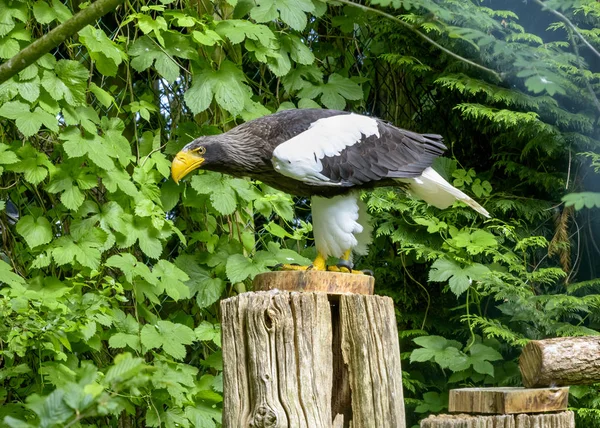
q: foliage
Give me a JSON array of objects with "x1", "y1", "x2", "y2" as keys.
[{"x1": 0, "y1": 0, "x2": 600, "y2": 426}]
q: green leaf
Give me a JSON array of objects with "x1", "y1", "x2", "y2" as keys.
[
  {"x1": 413, "y1": 335, "x2": 449, "y2": 351},
  {"x1": 283, "y1": 34, "x2": 314, "y2": 65},
  {"x1": 0, "y1": 143, "x2": 18, "y2": 165},
  {"x1": 51, "y1": 0, "x2": 72, "y2": 22},
  {"x1": 26, "y1": 390, "x2": 73, "y2": 427},
  {"x1": 415, "y1": 391, "x2": 447, "y2": 413},
  {"x1": 0, "y1": 259, "x2": 25, "y2": 286},
  {"x1": 429, "y1": 259, "x2": 490, "y2": 297},
  {"x1": 192, "y1": 29, "x2": 223, "y2": 46},
  {"x1": 104, "y1": 353, "x2": 146, "y2": 385},
  {"x1": 153, "y1": 259, "x2": 191, "y2": 301},
  {"x1": 562, "y1": 192, "x2": 600, "y2": 210},
  {"x1": 33, "y1": 1, "x2": 58, "y2": 24},
  {"x1": 250, "y1": 0, "x2": 314, "y2": 31},
  {"x1": 60, "y1": 128, "x2": 115, "y2": 171},
  {"x1": 409, "y1": 348, "x2": 436, "y2": 363},
  {"x1": 79, "y1": 25, "x2": 126, "y2": 77},
  {"x1": 195, "y1": 321, "x2": 221, "y2": 347},
  {"x1": 109, "y1": 332, "x2": 141, "y2": 351},
  {"x1": 16, "y1": 215, "x2": 53, "y2": 249},
  {"x1": 17, "y1": 76, "x2": 41, "y2": 103},
  {"x1": 298, "y1": 73, "x2": 362, "y2": 110},
  {"x1": 215, "y1": 19, "x2": 275, "y2": 45},
  {"x1": 0, "y1": 101, "x2": 58, "y2": 137},
  {"x1": 41, "y1": 60, "x2": 88, "y2": 106},
  {"x1": 226, "y1": 254, "x2": 267, "y2": 283},
  {"x1": 451, "y1": 229, "x2": 497, "y2": 255},
  {"x1": 184, "y1": 61, "x2": 251, "y2": 115},
  {"x1": 140, "y1": 321, "x2": 195, "y2": 360},
  {"x1": 0, "y1": 37, "x2": 20, "y2": 59},
  {"x1": 190, "y1": 173, "x2": 238, "y2": 215},
  {"x1": 129, "y1": 35, "x2": 182, "y2": 83},
  {"x1": 174, "y1": 254, "x2": 225, "y2": 308},
  {"x1": 89, "y1": 82, "x2": 113, "y2": 107}
]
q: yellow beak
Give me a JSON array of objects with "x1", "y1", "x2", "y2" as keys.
[{"x1": 171, "y1": 150, "x2": 205, "y2": 184}]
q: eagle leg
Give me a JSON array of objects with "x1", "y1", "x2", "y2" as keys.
[{"x1": 327, "y1": 250, "x2": 367, "y2": 275}]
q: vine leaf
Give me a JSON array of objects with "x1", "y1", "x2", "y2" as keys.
[
  {"x1": 429, "y1": 258, "x2": 490, "y2": 296},
  {"x1": 250, "y1": 0, "x2": 314, "y2": 31},
  {"x1": 16, "y1": 215, "x2": 53, "y2": 249},
  {"x1": 140, "y1": 321, "x2": 195, "y2": 360}
]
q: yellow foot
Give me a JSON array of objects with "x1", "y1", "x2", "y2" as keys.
[
  {"x1": 275, "y1": 253, "x2": 373, "y2": 276},
  {"x1": 276, "y1": 253, "x2": 327, "y2": 272},
  {"x1": 326, "y1": 265, "x2": 367, "y2": 275}
]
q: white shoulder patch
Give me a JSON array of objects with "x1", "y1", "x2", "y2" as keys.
[{"x1": 271, "y1": 113, "x2": 380, "y2": 184}]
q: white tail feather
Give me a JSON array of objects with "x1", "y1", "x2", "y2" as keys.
[{"x1": 399, "y1": 167, "x2": 490, "y2": 218}]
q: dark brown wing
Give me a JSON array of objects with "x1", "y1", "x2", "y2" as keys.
[{"x1": 319, "y1": 120, "x2": 446, "y2": 186}]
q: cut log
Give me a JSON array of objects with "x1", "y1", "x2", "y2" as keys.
[
  {"x1": 221, "y1": 273, "x2": 404, "y2": 428},
  {"x1": 519, "y1": 336, "x2": 600, "y2": 387},
  {"x1": 448, "y1": 387, "x2": 568, "y2": 414},
  {"x1": 253, "y1": 271, "x2": 374, "y2": 295},
  {"x1": 421, "y1": 411, "x2": 575, "y2": 428}
]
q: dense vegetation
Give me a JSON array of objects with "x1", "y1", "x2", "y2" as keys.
[{"x1": 0, "y1": 0, "x2": 599, "y2": 426}]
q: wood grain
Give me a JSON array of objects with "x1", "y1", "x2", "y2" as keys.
[
  {"x1": 520, "y1": 336, "x2": 600, "y2": 387},
  {"x1": 448, "y1": 387, "x2": 568, "y2": 414},
  {"x1": 421, "y1": 411, "x2": 575, "y2": 428},
  {"x1": 253, "y1": 271, "x2": 374, "y2": 295},
  {"x1": 221, "y1": 291, "x2": 332, "y2": 428},
  {"x1": 221, "y1": 290, "x2": 405, "y2": 428},
  {"x1": 338, "y1": 294, "x2": 405, "y2": 428}
]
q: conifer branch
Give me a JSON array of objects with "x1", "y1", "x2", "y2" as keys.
[
  {"x1": 0, "y1": 0, "x2": 125, "y2": 84},
  {"x1": 333, "y1": 0, "x2": 501, "y2": 80},
  {"x1": 533, "y1": 0, "x2": 600, "y2": 61}
]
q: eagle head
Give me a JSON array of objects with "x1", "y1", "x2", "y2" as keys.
[{"x1": 171, "y1": 136, "x2": 229, "y2": 183}]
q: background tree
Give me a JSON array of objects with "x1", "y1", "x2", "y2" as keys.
[{"x1": 0, "y1": 0, "x2": 600, "y2": 427}]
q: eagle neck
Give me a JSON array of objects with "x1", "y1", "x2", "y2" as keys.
[{"x1": 221, "y1": 128, "x2": 273, "y2": 175}]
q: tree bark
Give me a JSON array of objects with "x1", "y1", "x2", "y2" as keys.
[
  {"x1": 0, "y1": 0, "x2": 125, "y2": 84},
  {"x1": 421, "y1": 411, "x2": 575, "y2": 428},
  {"x1": 221, "y1": 276, "x2": 404, "y2": 428},
  {"x1": 519, "y1": 336, "x2": 600, "y2": 387}
]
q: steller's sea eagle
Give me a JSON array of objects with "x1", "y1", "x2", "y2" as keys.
[{"x1": 171, "y1": 109, "x2": 489, "y2": 274}]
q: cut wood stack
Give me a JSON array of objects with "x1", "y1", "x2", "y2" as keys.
[
  {"x1": 421, "y1": 387, "x2": 574, "y2": 427},
  {"x1": 420, "y1": 335, "x2": 600, "y2": 427}
]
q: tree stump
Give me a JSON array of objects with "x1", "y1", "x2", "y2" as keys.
[
  {"x1": 220, "y1": 271, "x2": 404, "y2": 428},
  {"x1": 520, "y1": 336, "x2": 600, "y2": 387},
  {"x1": 420, "y1": 411, "x2": 575, "y2": 428}
]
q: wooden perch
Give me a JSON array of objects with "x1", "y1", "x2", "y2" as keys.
[
  {"x1": 448, "y1": 387, "x2": 568, "y2": 414},
  {"x1": 253, "y1": 270, "x2": 374, "y2": 295},
  {"x1": 520, "y1": 336, "x2": 600, "y2": 387},
  {"x1": 220, "y1": 272, "x2": 404, "y2": 428},
  {"x1": 421, "y1": 412, "x2": 575, "y2": 428}
]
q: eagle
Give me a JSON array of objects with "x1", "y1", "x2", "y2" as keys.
[{"x1": 171, "y1": 109, "x2": 489, "y2": 274}]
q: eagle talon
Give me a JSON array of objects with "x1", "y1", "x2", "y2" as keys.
[
  {"x1": 335, "y1": 259, "x2": 354, "y2": 273},
  {"x1": 361, "y1": 269, "x2": 374, "y2": 276}
]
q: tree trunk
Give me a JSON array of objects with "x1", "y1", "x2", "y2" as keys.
[
  {"x1": 421, "y1": 412, "x2": 575, "y2": 428},
  {"x1": 221, "y1": 272, "x2": 404, "y2": 428},
  {"x1": 519, "y1": 336, "x2": 600, "y2": 387}
]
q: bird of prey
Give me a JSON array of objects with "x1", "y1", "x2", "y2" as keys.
[{"x1": 171, "y1": 109, "x2": 489, "y2": 274}]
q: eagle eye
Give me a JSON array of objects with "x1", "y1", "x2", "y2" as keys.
[{"x1": 192, "y1": 146, "x2": 206, "y2": 155}]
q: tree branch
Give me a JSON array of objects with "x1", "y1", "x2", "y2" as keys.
[
  {"x1": 533, "y1": 0, "x2": 600, "y2": 61},
  {"x1": 0, "y1": 0, "x2": 125, "y2": 85},
  {"x1": 332, "y1": 0, "x2": 501, "y2": 80}
]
